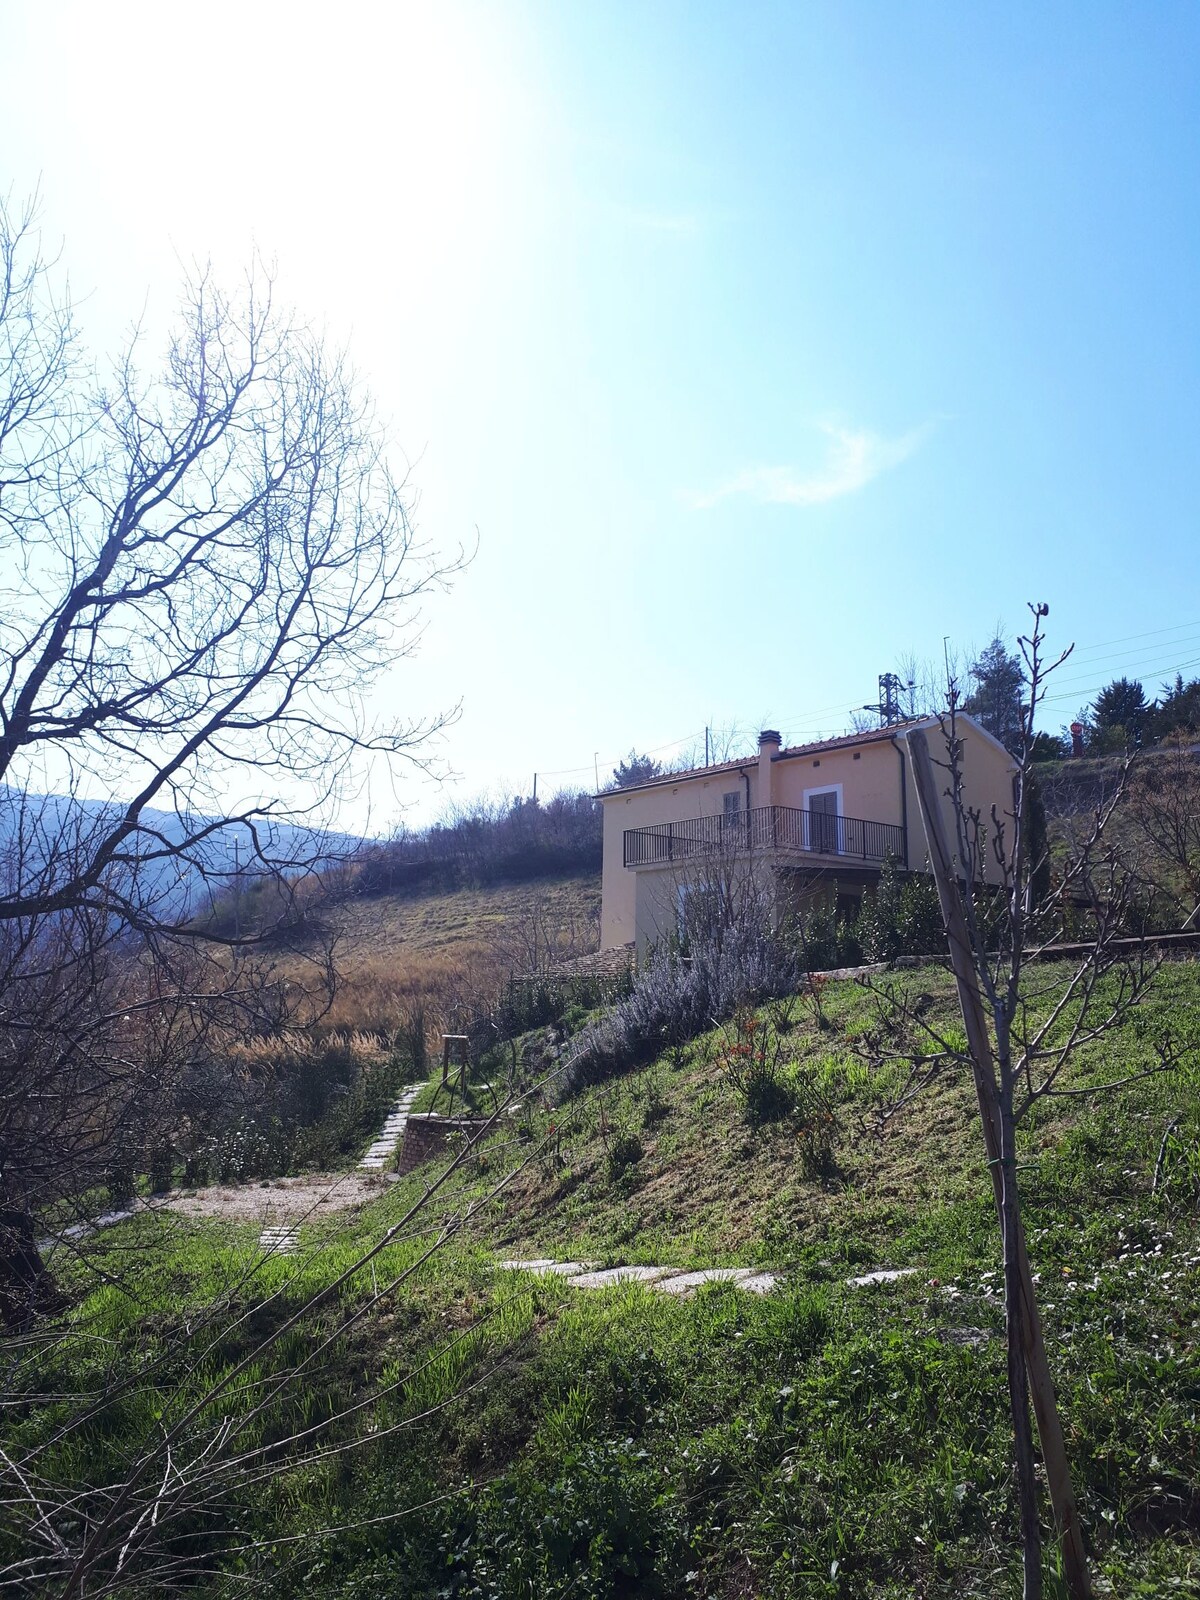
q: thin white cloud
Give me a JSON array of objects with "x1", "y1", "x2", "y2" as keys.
[{"x1": 689, "y1": 421, "x2": 933, "y2": 511}]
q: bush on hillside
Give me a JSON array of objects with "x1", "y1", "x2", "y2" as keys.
[
  {"x1": 797, "y1": 905, "x2": 862, "y2": 971},
  {"x1": 563, "y1": 878, "x2": 798, "y2": 1095},
  {"x1": 355, "y1": 791, "x2": 602, "y2": 899},
  {"x1": 716, "y1": 1008, "x2": 795, "y2": 1126},
  {"x1": 496, "y1": 971, "x2": 632, "y2": 1041},
  {"x1": 174, "y1": 1030, "x2": 409, "y2": 1183},
  {"x1": 794, "y1": 860, "x2": 945, "y2": 972},
  {"x1": 853, "y1": 855, "x2": 943, "y2": 963}
]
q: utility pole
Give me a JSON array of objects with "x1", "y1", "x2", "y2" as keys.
[{"x1": 532, "y1": 772, "x2": 537, "y2": 803}]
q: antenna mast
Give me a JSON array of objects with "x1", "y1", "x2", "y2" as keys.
[{"x1": 862, "y1": 672, "x2": 913, "y2": 727}]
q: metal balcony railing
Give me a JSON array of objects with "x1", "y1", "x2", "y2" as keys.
[{"x1": 622, "y1": 805, "x2": 904, "y2": 869}]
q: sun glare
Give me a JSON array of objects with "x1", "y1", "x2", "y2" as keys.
[{"x1": 40, "y1": 1, "x2": 525, "y2": 347}]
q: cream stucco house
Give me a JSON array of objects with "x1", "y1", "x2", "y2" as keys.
[{"x1": 599, "y1": 716, "x2": 1018, "y2": 954}]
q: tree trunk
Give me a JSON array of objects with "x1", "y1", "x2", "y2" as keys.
[
  {"x1": 0, "y1": 1206, "x2": 53, "y2": 1330},
  {"x1": 999, "y1": 1091, "x2": 1043, "y2": 1599},
  {"x1": 907, "y1": 728, "x2": 1092, "y2": 1599}
]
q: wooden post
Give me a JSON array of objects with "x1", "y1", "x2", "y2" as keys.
[
  {"x1": 441, "y1": 1034, "x2": 470, "y2": 1096},
  {"x1": 907, "y1": 729, "x2": 1092, "y2": 1600}
]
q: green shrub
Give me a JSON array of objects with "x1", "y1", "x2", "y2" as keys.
[
  {"x1": 790, "y1": 1064, "x2": 840, "y2": 1176},
  {"x1": 718, "y1": 1009, "x2": 795, "y2": 1127},
  {"x1": 798, "y1": 905, "x2": 862, "y2": 970},
  {"x1": 147, "y1": 1147, "x2": 175, "y2": 1194},
  {"x1": 854, "y1": 854, "x2": 943, "y2": 962},
  {"x1": 177, "y1": 1030, "x2": 410, "y2": 1182},
  {"x1": 439, "y1": 1439, "x2": 687, "y2": 1597},
  {"x1": 606, "y1": 1130, "x2": 643, "y2": 1179},
  {"x1": 104, "y1": 1163, "x2": 135, "y2": 1206}
]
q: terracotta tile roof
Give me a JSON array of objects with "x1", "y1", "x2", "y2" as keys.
[
  {"x1": 775, "y1": 724, "x2": 916, "y2": 759},
  {"x1": 598, "y1": 721, "x2": 925, "y2": 798},
  {"x1": 598, "y1": 754, "x2": 752, "y2": 796}
]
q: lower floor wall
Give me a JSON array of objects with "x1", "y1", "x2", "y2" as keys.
[{"x1": 630, "y1": 856, "x2": 887, "y2": 960}]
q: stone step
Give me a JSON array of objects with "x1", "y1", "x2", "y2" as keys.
[
  {"x1": 498, "y1": 1259, "x2": 597, "y2": 1276},
  {"x1": 356, "y1": 1084, "x2": 427, "y2": 1172},
  {"x1": 654, "y1": 1267, "x2": 762, "y2": 1295},
  {"x1": 259, "y1": 1225, "x2": 298, "y2": 1255}
]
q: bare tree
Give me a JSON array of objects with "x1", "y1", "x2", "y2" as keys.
[
  {"x1": 670, "y1": 721, "x2": 755, "y2": 771},
  {"x1": 0, "y1": 197, "x2": 459, "y2": 936},
  {"x1": 895, "y1": 644, "x2": 968, "y2": 719},
  {"x1": 854, "y1": 606, "x2": 1189, "y2": 1599},
  {"x1": 0, "y1": 196, "x2": 459, "y2": 1305},
  {"x1": 493, "y1": 892, "x2": 600, "y2": 979}
]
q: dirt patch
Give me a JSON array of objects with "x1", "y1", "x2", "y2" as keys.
[{"x1": 167, "y1": 1170, "x2": 391, "y2": 1225}]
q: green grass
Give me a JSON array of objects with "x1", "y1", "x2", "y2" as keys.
[{"x1": 8, "y1": 959, "x2": 1200, "y2": 1597}]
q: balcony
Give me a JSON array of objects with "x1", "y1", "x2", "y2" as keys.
[{"x1": 622, "y1": 805, "x2": 905, "y2": 870}]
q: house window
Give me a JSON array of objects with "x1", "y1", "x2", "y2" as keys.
[{"x1": 723, "y1": 791, "x2": 742, "y2": 819}]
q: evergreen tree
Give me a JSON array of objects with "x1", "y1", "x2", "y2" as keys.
[
  {"x1": 963, "y1": 636, "x2": 1026, "y2": 753},
  {"x1": 1153, "y1": 674, "x2": 1200, "y2": 739},
  {"x1": 610, "y1": 750, "x2": 663, "y2": 789},
  {"x1": 1030, "y1": 730, "x2": 1067, "y2": 762},
  {"x1": 1092, "y1": 677, "x2": 1151, "y2": 746}
]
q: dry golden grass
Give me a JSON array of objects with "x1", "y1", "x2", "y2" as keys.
[
  {"x1": 278, "y1": 873, "x2": 601, "y2": 1038},
  {"x1": 227, "y1": 1029, "x2": 389, "y2": 1070}
]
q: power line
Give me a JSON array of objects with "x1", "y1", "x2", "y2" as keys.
[
  {"x1": 529, "y1": 616, "x2": 1200, "y2": 790},
  {"x1": 1038, "y1": 650, "x2": 1200, "y2": 705},
  {"x1": 1058, "y1": 617, "x2": 1200, "y2": 660},
  {"x1": 1040, "y1": 636, "x2": 1200, "y2": 684}
]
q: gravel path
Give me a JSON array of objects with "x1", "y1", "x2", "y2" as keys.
[{"x1": 166, "y1": 1082, "x2": 427, "y2": 1253}]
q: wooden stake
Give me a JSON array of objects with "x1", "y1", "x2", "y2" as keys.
[{"x1": 907, "y1": 729, "x2": 1092, "y2": 1599}]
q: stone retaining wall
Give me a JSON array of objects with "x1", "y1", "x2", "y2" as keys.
[{"x1": 397, "y1": 1113, "x2": 492, "y2": 1176}]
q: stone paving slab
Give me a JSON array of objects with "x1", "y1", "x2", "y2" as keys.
[
  {"x1": 845, "y1": 1267, "x2": 916, "y2": 1288},
  {"x1": 567, "y1": 1265, "x2": 679, "y2": 1289},
  {"x1": 499, "y1": 1259, "x2": 597, "y2": 1276},
  {"x1": 737, "y1": 1272, "x2": 782, "y2": 1294},
  {"x1": 654, "y1": 1267, "x2": 761, "y2": 1295},
  {"x1": 492, "y1": 1259, "x2": 917, "y2": 1298},
  {"x1": 494, "y1": 1259, "x2": 780, "y2": 1295},
  {"x1": 259, "y1": 1224, "x2": 299, "y2": 1255}
]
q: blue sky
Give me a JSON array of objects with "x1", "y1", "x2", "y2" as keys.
[{"x1": 2, "y1": 1, "x2": 1199, "y2": 827}]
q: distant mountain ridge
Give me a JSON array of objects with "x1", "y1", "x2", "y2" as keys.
[{"x1": 0, "y1": 788, "x2": 365, "y2": 917}]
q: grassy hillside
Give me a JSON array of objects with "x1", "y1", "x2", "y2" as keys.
[
  {"x1": 285, "y1": 871, "x2": 601, "y2": 1034},
  {"x1": 16, "y1": 958, "x2": 1200, "y2": 1598}
]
